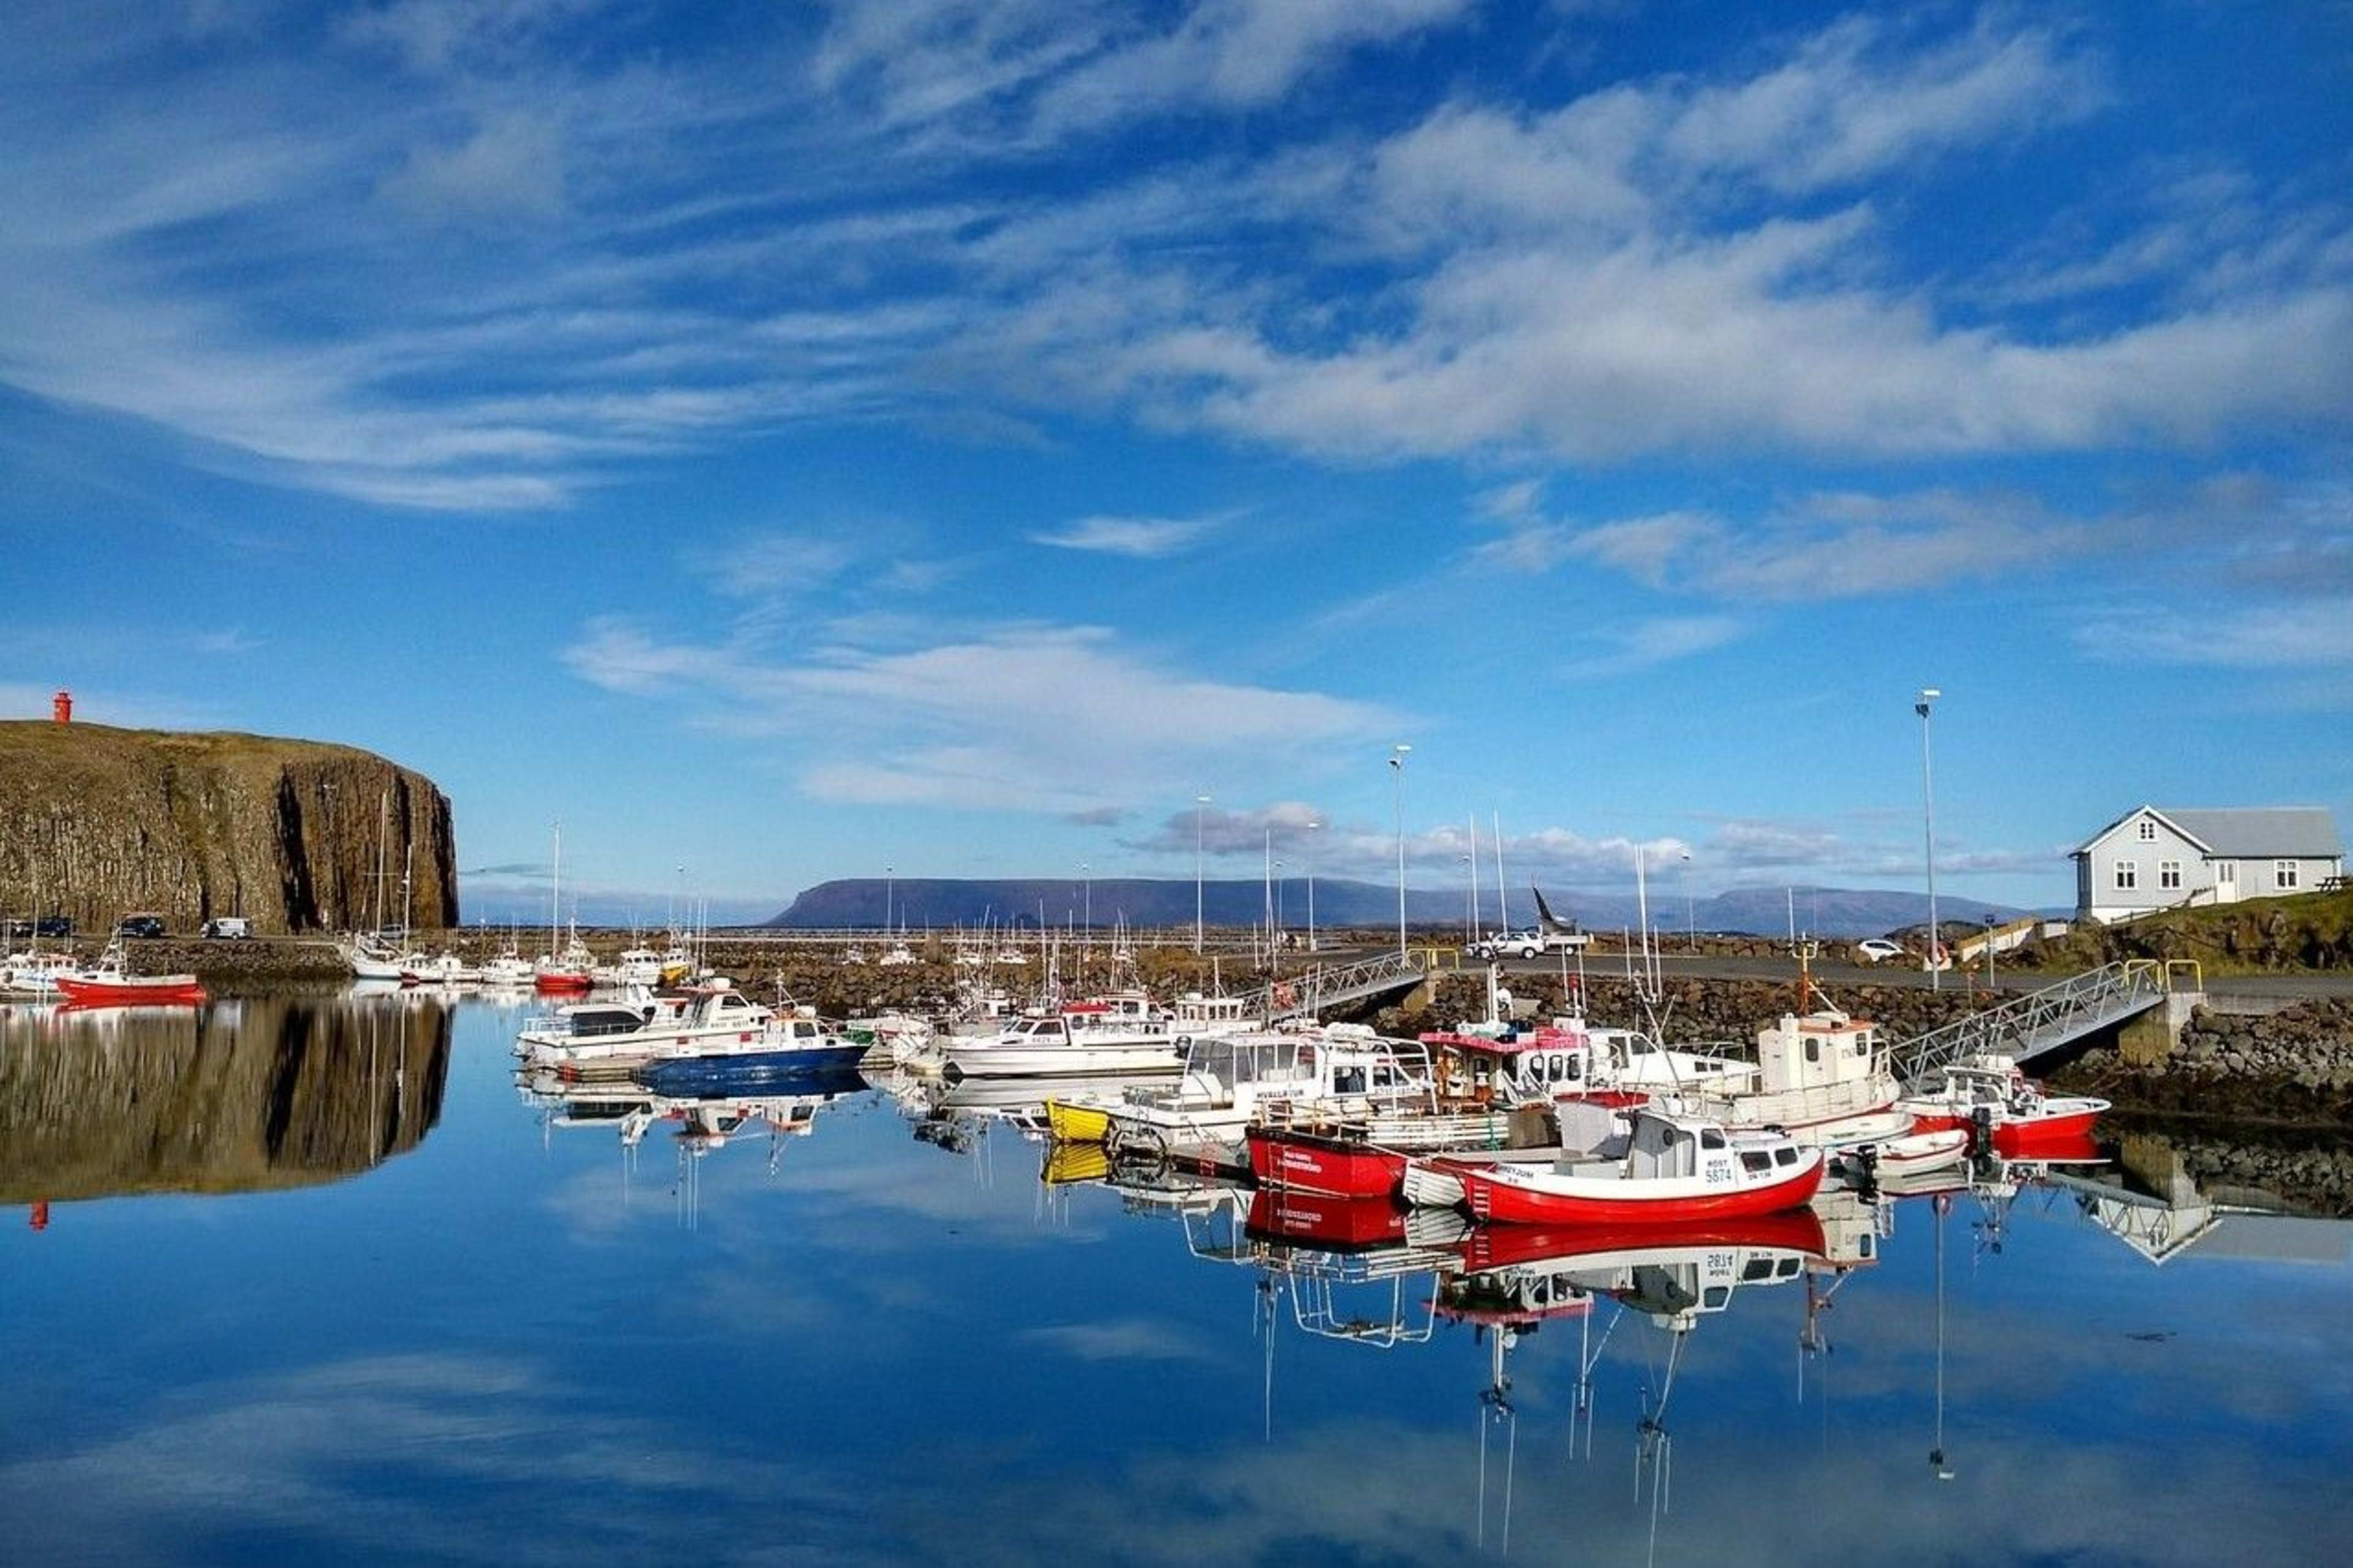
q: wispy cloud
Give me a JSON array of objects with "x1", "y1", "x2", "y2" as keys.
[
  {"x1": 563, "y1": 618, "x2": 1406, "y2": 813},
  {"x1": 1028, "y1": 513, "x2": 1217, "y2": 557},
  {"x1": 4, "y1": 7, "x2": 2343, "y2": 518}
]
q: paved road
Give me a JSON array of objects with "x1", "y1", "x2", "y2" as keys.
[{"x1": 1426, "y1": 948, "x2": 2353, "y2": 1001}]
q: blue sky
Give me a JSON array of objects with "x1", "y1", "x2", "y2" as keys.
[{"x1": 4, "y1": 1, "x2": 2349, "y2": 923}]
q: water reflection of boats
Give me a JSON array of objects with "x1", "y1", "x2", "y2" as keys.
[{"x1": 621, "y1": 1070, "x2": 867, "y2": 1157}]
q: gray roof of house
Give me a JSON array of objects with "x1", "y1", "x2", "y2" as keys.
[
  {"x1": 2163, "y1": 808, "x2": 2342, "y2": 858},
  {"x1": 2076, "y1": 805, "x2": 2343, "y2": 858}
]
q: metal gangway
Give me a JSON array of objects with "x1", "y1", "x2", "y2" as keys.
[
  {"x1": 1892, "y1": 960, "x2": 2177, "y2": 1092},
  {"x1": 1235, "y1": 950, "x2": 1427, "y2": 1023}
]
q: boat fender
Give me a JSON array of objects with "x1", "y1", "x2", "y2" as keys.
[{"x1": 1273, "y1": 983, "x2": 1295, "y2": 1009}]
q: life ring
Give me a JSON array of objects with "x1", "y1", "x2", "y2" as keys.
[{"x1": 1931, "y1": 942, "x2": 1949, "y2": 967}]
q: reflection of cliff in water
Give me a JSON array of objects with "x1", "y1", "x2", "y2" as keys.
[{"x1": 0, "y1": 995, "x2": 449, "y2": 1203}]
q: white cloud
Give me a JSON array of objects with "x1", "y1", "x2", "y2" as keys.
[
  {"x1": 2076, "y1": 603, "x2": 2353, "y2": 669},
  {"x1": 563, "y1": 618, "x2": 1406, "y2": 812},
  {"x1": 1029, "y1": 513, "x2": 1216, "y2": 557}
]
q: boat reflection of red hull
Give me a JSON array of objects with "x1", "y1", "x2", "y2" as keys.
[
  {"x1": 1246, "y1": 1127, "x2": 1404, "y2": 1200},
  {"x1": 1246, "y1": 1189, "x2": 1405, "y2": 1250},
  {"x1": 1993, "y1": 1126, "x2": 2104, "y2": 1163},
  {"x1": 55, "y1": 977, "x2": 206, "y2": 1006},
  {"x1": 1458, "y1": 1208, "x2": 1830, "y2": 1273}
]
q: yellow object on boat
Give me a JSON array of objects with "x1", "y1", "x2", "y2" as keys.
[{"x1": 1044, "y1": 1098, "x2": 1113, "y2": 1143}]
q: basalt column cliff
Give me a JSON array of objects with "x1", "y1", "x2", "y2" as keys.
[{"x1": 0, "y1": 719, "x2": 457, "y2": 934}]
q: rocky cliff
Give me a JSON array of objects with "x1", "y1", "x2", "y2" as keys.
[{"x1": 0, "y1": 720, "x2": 457, "y2": 934}]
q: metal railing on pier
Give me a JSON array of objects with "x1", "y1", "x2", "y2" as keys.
[
  {"x1": 1892, "y1": 960, "x2": 2183, "y2": 1090},
  {"x1": 1234, "y1": 951, "x2": 1427, "y2": 1021}
]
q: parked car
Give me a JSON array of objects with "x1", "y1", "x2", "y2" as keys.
[
  {"x1": 4, "y1": 915, "x2": 73, "y2": 939},
  {"x1": 1854, "y1": 937, "x2": 1905, "y2": 964},
  {"x1": 203, "y1": 917, "x2": 253, "y2": 939},
  {"x1": 113, "y1": 915, "x2": 169, "y2": 939}
]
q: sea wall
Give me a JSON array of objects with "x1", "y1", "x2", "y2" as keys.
[{"x1": 2063, "y1": 999, "x2": 2353, "y2": 1125}]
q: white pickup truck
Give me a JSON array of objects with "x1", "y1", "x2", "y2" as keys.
[{"x1": 1467, "y1": 927, "x2": 1593, "y2": 960}]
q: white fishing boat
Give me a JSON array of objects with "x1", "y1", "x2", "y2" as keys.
[
  {"x1": 591, "y1": 946, "x2": 666, "y2": 987},
  {"x1": 401, "y1": 950, "x2": 482, "y2": 986},
  {"x1": 1653, "y1": 949, "x2": 1910, "y2": 1148},
  {"x1": 941, "y1": 990, "x2": 1181, "y2": 1078},
  {"x1": 518, "y1": 979, "x2": 773, "y2": 1069},
  {"x1": 1061, "y1": 1024, "x2": 1434, "y2": 1156},
  {"x1": 1, "y1": 949, "x2": 81, "y2": 997}
]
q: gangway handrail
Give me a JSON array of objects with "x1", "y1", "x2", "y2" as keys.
[
  {"x1": 1232, "y1": 951, "x2": 1428, "y2": 1021},
  {"x1": 1892, "y1": 960, "x2": 2171, "y2": 1091}
]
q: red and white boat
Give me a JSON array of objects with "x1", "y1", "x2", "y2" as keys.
[
  {"x1": 1418, "y1": 1108, "x2": 1823, "y2": 1225},
  {"x1": 1900, "y1": 1054, "x2": 2109, "y2": 1156},
  {"x1": 53, "y1": 946, "x2": 205, "y2": 1006}
]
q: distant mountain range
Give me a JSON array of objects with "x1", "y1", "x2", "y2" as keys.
[{"x1": 762, "y1": 877, "x2": 2038, "y2": 940}]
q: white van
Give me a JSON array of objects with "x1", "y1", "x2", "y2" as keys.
[{"x1": 203, "y1": 917, "x2": 253, "y2": 939}]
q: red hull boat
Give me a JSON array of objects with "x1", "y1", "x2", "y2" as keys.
[
  {"x1": 55, "y1": 973, "x2": 206, "y2": 1006},
  {"x1": 1431, "y1": 1109, "x2": 1824, "y2": 1227},
  {"x1": 1246, "y1": 1126, "x2": 1408, "y2": 1200}
]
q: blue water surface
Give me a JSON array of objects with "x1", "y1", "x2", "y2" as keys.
[{"x1": 2, "y1": 992, "x2": 2349, "y2": 1566}]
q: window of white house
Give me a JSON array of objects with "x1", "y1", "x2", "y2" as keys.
[
  {"x1": 2160, "y1": 860, "x2": 2181, "y2": 890},
  {"x1": 2138, "y1": 819, "x2": 2157, "y2": 841},
  {"x1": 2276, "y1": 861, "x2": 2299, "y2": 890},
  {"x1": 2114, "y1": 862, "x2": 2138, "y2": 890},
  {"x1": 2218, "y1": 862, "x2": 2236, "y2": 884}
]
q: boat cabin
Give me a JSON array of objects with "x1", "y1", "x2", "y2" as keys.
[
  {"x1": 1172, "y1": 991, "x2": 1253, "y2": 1035},
  {"x1": 1755, "y1": 1008, "x2": 1883, "y2": 1092},
  {"x1": 1425, "y1": 1020, "x2": 1749, "y2": 1104}
]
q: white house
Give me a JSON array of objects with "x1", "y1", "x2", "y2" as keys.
[{"x1": 2071, "y1": 806, "x2": 2344, "y2": 924}]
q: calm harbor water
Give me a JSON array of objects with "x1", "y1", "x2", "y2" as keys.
[{"x1": 5, "y1": 990, "x2": 2351, "y2": 1567}]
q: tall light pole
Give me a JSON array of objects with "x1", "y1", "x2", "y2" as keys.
[
  {"x1": 1681, "y1": 851, "x2": 1694, "y2": 950},
  {"x1": 1390, "y1": 744, "x2": 1412, "y2": 956},
  {"x1": 1080, "y1": 862, "x2": 1090, "y2": 968},
  {"x1": 1305, "y1": 819, "x2": 1320, "y2": 953},
  {"x1": 885, "y1": 865, "x2": 893, "y2": 934},
  {"x1": 1916, "y1": 687, "x2": 1942, "y2": 991},
  {"x1": 1194, "y1": 793, "x2": 1210, "y2": 954}
]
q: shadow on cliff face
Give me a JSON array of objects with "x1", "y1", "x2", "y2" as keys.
[{"x1": 0, "y1": 994, "x2": 449, "y2": 1204}]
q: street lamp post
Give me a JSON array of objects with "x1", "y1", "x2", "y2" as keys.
[
  {"x1": 1916, "y1": 687, "x2": 1942, "y2": 991},
  {"x1": 1194, "y1": 794, "x2": 1210, "y2": 954},
  {"x1": 1081, "y1": 862, "x2": 1091, "y2": 969},
  {"x1": 1681, "y1": 851, "x2": 1694, "y2": 950},
  {"x1": 885, "y1": 865, "x2": 893, "y2": 934},
  {"x1": 1389, "y1": 744, "x2": 1412, "y2": 956},
  {"x1": 1305, "y1": 819, "x2": 1320, "y2": 953}
]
